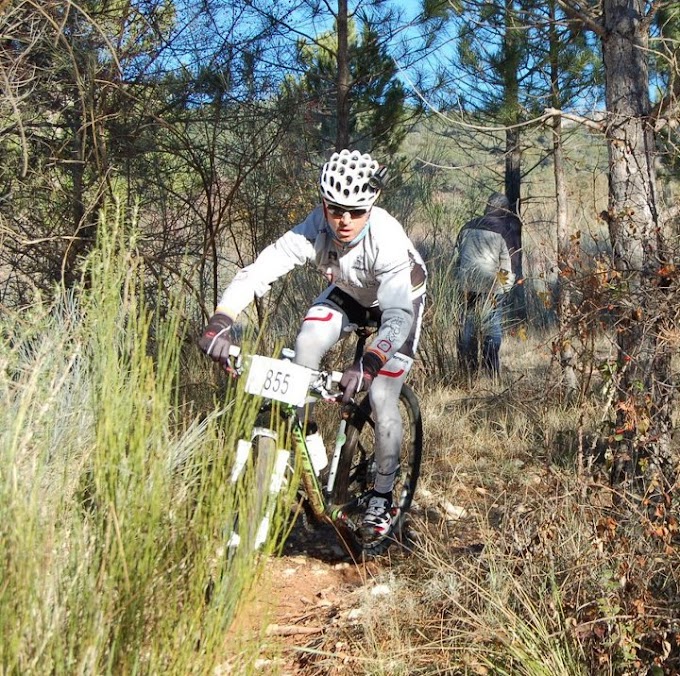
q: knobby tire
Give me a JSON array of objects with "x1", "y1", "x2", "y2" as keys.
[{"x1": 331, "y1": 384, "x2": 423, "y2": 557}]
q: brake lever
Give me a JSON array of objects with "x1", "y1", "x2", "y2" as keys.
[{"x1": 223, "y1": 346, "x2": 243, "y2": 377}]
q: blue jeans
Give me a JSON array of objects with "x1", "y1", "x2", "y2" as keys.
[{"x1": 458, "y1": 292, "x2": 504, "y2": 376}]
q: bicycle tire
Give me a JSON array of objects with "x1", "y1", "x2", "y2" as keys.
[{"x1": 330, "y1": 383, "x2": 423, "y2": 555}]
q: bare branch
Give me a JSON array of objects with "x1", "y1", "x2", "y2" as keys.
[
  {"x1": 544, "y1": 107, "x2": 606, "y2": 132},
  {"x1": 554, "y1": 0, "x2": 605, "y2": 36}
]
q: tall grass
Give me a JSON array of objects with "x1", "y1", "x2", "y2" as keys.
[{"x1": 0, "y1": 203, "x2": 291, "y2": 674}]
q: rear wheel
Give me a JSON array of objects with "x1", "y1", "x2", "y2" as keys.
[{"x1": 331, "y1": 384, "x2": 423, "y2": 556}]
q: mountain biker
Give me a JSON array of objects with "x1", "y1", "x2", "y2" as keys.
[
  {"x1": 198, "y1": 149, "x2": 427, "y2": 539},
  {"x1": 452, "y1": 192, "x2": 520, "y2": 379}
]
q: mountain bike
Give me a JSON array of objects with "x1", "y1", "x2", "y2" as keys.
[{"x1": 224, "y1": 325, "x2": 423, "y2": 558}]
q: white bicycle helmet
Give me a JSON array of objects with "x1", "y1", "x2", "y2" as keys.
[{"x1": 319, "y1": 149, "x2": 381, "y2": 209}]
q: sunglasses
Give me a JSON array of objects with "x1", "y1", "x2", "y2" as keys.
[{"x1": 325, "y1": 203, "x2": 369, "y2": 218}]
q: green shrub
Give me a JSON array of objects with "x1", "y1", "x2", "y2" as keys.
[{"x1": 0, "y1": 201, "x2": 290, "y2": 674}]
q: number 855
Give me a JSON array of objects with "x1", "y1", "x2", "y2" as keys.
[{"x1": 263, "y1": 369, "x2": 290, "y2": 394}]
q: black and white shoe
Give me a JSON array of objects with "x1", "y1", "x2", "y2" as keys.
[{"x1": 360, "y1": 491, "x2": 393, "y2": 537}]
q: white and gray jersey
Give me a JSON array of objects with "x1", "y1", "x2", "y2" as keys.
[{"x1": 217, "y1": 205, "x2": 427, "y2": 363}]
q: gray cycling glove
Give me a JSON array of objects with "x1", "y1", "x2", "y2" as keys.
[
  {"x1": 340, "y1": 351, "x2": 383, "y2": 404},
  {"x1": 198, "y1": 312, "x2": 233, "y2": 365}
]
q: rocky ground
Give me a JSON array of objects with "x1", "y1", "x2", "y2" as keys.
[{"x1": 218, "y1": 520, "x2": 398, "y2": 674}]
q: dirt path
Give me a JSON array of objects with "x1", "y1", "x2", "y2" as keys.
[
  {"x1": 218, "y1": 489, "x2": 483, "y2": 675},
  {"x1": 219, "y1": 515, "x2": 402, "y2": 675}
]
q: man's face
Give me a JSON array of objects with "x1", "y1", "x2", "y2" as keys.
[{"x1": 323, "y1": 201, "x2": 371, "y2": 243}]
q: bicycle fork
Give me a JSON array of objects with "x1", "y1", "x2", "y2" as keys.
[
  {"x1": 224, "y1": 414, "x2": 359, "y2": 551},
  {"x1": 225, "y1": 421, "x2": 336, "y2": 551},
  {"x1": 225, "y1": 428, "x2": 290, "y2": 551}
]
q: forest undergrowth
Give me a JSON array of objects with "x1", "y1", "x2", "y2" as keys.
[
  {"x1": 233, "y1": 329, "x2": 680, "y2": 675},
  {"x1": 0, "y1": 208, "x2": 294, "y2": 674},
  {"x1": 3, "y1": 199, "x2": 680, "y2": 675}
]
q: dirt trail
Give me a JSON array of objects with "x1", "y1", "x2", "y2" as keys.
[
  {"x1": 220, "y1": 517, "x2": 398, "y2": 675},
  {"x1": 219, "y1": 491, "x2": 482, "y2": 675}
]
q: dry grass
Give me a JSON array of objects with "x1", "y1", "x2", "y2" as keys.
[
  {"x1": 294, "y1": 328, "x2": 680, "y2": 675},
  {"x1": 0, "y1": 207, "x2": 296, "y2": 674},
  {"x1": 222, "y1": 125, "x2": 680, "y2": 672}
]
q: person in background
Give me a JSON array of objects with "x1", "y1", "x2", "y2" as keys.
[
  {"x1": 452, "y1": 192, "x2": 521, "y2": 379},
  {"x1": 198, "y1": 149, "x2": 427, "y2": 540}
]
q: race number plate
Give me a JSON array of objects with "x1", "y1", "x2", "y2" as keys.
[{"x1": 244, "y1": 356, "x2": 311, "y2": 406}]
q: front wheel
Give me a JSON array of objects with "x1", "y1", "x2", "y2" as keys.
[{"x1": 331, "y1": 384, "x2": 423, "y2": 556}]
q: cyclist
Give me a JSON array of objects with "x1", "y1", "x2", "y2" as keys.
[{"x1": 198, "y1": 149, "x2": 427, "y2": 539}]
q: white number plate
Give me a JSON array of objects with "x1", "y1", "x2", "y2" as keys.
[{"x1": 244, "y1": 355, "x2": 311, "y2": 406}]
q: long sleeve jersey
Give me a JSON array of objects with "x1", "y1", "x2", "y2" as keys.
[{"x1": 216, "y1": 205, "x2": 427, "y2": 364}]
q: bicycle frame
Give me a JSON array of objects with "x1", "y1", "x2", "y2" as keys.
[
  {"x1": 289, "y1": 326, "x2": 375, "y2": 520},
  {"x1": 289, "y1": 411, "x2": 330, "y2": 520},
  {"x1": 226, "y1": 327, "x2": 374, "y2": 549}
]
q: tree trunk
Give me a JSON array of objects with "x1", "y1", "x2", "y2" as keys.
[
  {"x1": 504, "y1": 126, "x2": 525, "y2": 320},
  {"x1": 335, "y1": 0, "x2": 350, "y2": 150},
  {"x1": 504, "y1": 127, "x2": 521, "y2": 213},
  {"x1": 549, "y1": 0, "x2": 578, "y2": 397},
  {"x1": 552, "y1": 113, "x2": 578, "y2": 398},
  {"x1": 602, "y1": 0, "x2": 675, "y2": 507},
  {"x1": 61, "y1": 107, "x2": 93, "y2": 289},
  {"x1": 500, "y1": 0, "x2": 525, "y2": 321}
]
